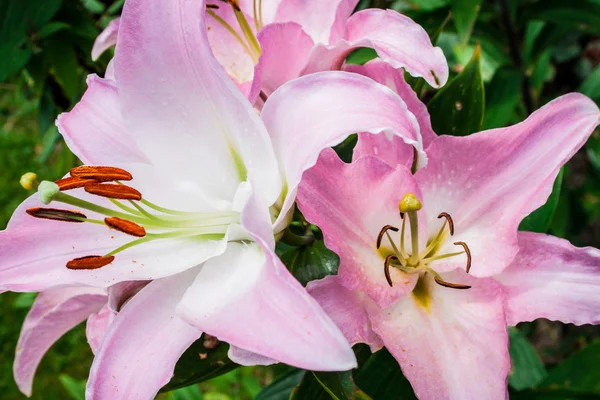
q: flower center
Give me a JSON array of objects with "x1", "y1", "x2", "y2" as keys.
[
  {"x1": 207, "y1": 0, "x2": 263, "y2": 63},
  {"x1": 377, "y1": 193, "x2": 472, "y2": 290},
  {"x1": 24, "y1": 167, "x2": 240, "y2": 270}
]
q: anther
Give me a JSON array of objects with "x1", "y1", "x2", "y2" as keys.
[
  {"x1": 84, "y1": 183, "x2": 142, "y2": 201},
  {"x1": 398, "y1": 193, "x2": 422, "y2": 213},
  {"x1": 437, "y1": 212, "x2": 455, "y2": 236},
  {"x1": 454, "y1": 241, "x2": 472, "y2": 273},
  {"x1": 66, "y1": 255, "x2": 115, "y2": 270},
  {"x1": 20, "y1": 172, "x2": 37, "y2": 190},
  {"x1": 384, "y1": 254, "x2": 398, "y2": 287},
  {"x1": 105, "y1": 217, "x2": 146, "y2": 237},
  {"x1": 434, "y1": 275, "x2": 471, "y2": 290},
  {"x1": 377, "y1": 225, "x2": 399, "y2": 249},
  {"x1": 70, "y1": 166, "x2": 133, "y2": 182},
  {"x1": 55, "y1": 176, "x2": 95, "y2": 191},
  {"x1": 206, "y1": 3, "x2": 219, "y2": 8},
  {"x1": 26, "y1": 208, "x2": 87, "y2": 223}
]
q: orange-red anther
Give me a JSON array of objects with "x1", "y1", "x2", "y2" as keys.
[
  {"x1": 66, "y1": 255, "x2": 115, "y2": 270},
  {"x1": 55, "y1": 176, "x2": 96, "y2": 191},
  {"x1": 84, "y1": 183, "x2": 142, "y2": 201},
  {"x1": 70, "y1": 166, "x2": 133, "y2": 182},
  {"x1": 105, "y1": 217, "x2": 146, "y2": 237}
]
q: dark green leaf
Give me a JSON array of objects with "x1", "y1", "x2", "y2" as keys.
[
  {"x1": 428, "y1": 44, "x2": 485, "y2": 136},
  {"x1": 346, "y1": 48, "x2": 378, "y2": 66},
  {"x1": 541, "y1": 339, "x2": 600, "y2": 393},
  {"x1": 519, "y1": 169, "x2": 563, "y2": 233},
  {"x1": 579, "y1": 67, "x2": 600, "y2": 102},
  {"x1": 522, "y1": 0, "x2": 600, "y2": 36},
  {"x1": 80, "y1": 0, "x2": 106, "y2": 14},
  {"x1": 256, "y1": 369, "x2": 304, "y2": 400},
  {"x1": 451, "y1": 0, "x2": 482, "y2": 44},
  {"x1": 161, "y1": 334, "x2": 238, "y2": 392},
  {"x1": 508, "y1": 327, "x2": 548, "y2": 390},
  {"x1": 45, "y1": 37, "x2": 83, "y2": 100},
  {"x1": 482, "y1": 68, "x2": 521, "y2": 129},
  {"x1": 167, "y1": 386, "x2": 204, "y2": 400},
  {"x1": 290, "y1": 372, "x2": 330, "y2": 400},
  {"x1": 510, "y1": 388, "x2": 600, "y2": 399},
  {"x1": 58, "y1": 375, "x2": 85, "y2": 400},
  {"x1": 313, "y1": 371, "x2": 372, "y2": 400},
  {"x1": 280, "y1": 241, "x2": 339, "y2": 286},
  {"x1": 36, "y1": 22, "x2": 70, "y2": 39},
  {"x1": 354, "y1": 349, "x2": 417, "y2": 400}
]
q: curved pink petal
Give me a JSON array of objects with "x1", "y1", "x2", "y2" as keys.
[
  {"x1": 206, "y1": 4, "x2": 256, "y2": 96},
  {"x1": 107, "y1": 280, "x2": 148, "y2": 312},
  {"x1": 297, "y1": 150, "x2": 422, "y2": 308},
  {"x1": 91, "y1": 18, "x2": 120, "y2": 61},
  {"x1": 347, "y1": 59, "x2": 437, "y2": 166},
  {"x1": 0, "y1": 189, "x2": 228, "y2": 292},
  {"x1": 273, "y1": 0, "x2": 357, "y2": 44},
  {"x1": 304, "y1": 9, "x2": 448, "y2": 88},
  {"x1": 416, "y1": 93, "x2": 600, "y2": 277},
  {"x1": 369, "y1": 271, "x2": 509, "y2": 400},
  {"x1": 238, "y1": 0, "x2": 282, "y2": 26},
  {"x1": 177, "y1": 242, "x2": 356, "y2": 371},
  {"x1": 115, "y1": 0, "x2": 281, "y2": 205},
  {"x1": 86, "y1": 304, "x2": 114, "y2": 355},
  {"x1": 228, "y1": 346, "x2": 277, "y2": 366},
  {"x1": 14, "y1": 286, "x2": 106, "y2": 396},
  {"x1": 262, "y1": 70, "x2": 424, "y2": 232},
  {"x1": 307, "y1": 275, "x2": 384, "y2": 351},
  {"x1": 56, "y1": 75, "x2": 149, "y2": 165},
  {"x1": 254, "y1": 22, "x2": 314, "y2": 96},
  {"x1": 497, "y1": 232, "x2": 600, "y2": 326},
  {"x1": 86, "y1": 271, "x2": 202, "y2": 400}
]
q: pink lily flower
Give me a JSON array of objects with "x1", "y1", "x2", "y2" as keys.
[
  {"x1": 297, "y1": 63, "x2": 600, "y2": 398},
  {"x1": 1, "y1": 0, "x2": 428, "y2": 397},
  {"x1": 91, "y1": 0, "x2": 448, "y2": 103}
]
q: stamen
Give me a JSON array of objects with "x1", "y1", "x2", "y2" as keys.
[
  {"x1": 66, "y1": 255, "x2": 115, "y2": 270},
  {"x1": 225, "y1": 0, "x2": 241, "y2": 11},
  {"x1": 84, "y1": 183, "x2": 142, "y2": 201},
  {"x1": 377, "y1": 225, "x2": 399, "y2": 249},
  {"x1": 454, "y1": 241, "x2": 472, "y2": 273},
  {"x1": 437, "y1": 212, "x2": 454, "y2": 235},
  {"x1": 26, "y1": 208, "x2": 87, "y2": 223},
  {"x1": 105, "y1": 217, "x2": 146, "y2": 237},
  {"x1": 384, "y1": 254, "x2": 398, "y2": 287},
  {"x1": 55, "y1": 176, "x2": 95, "y2": 191},
  {"x1": 434, "y1": 275, "x2": 471, "y2": 290},
  {"x1": 70, "y1": 166, "x2": 133, "y2": 182},
  {"x1": 206, "y1": 3, "x2": 219, "y2": 8}
]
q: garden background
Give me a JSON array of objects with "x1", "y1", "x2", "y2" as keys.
[{"x1": 1, "y1": 0, "x2": 600, "y2": 398}]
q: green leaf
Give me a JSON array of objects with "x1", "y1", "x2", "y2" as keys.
[
  {"x1": 541, "y1": 339, "x2": 600, "y2": 393},
  {"x1": 451, "y1": 0, "x2": 482, "y2": 44},
  {"x1": 519, "y1": 169, "x2": 563, "y2": 233},
  {"x1": 45, "y1": 37, "x2": 83, "y2": 100},
  {"x1": 290, "y1": 372, "x2": 330, "y2": 400},
  {"x1": 523, "y1": 0, "x2": 600, "y2": 36},
  {"x1": 508, "y1": 327, "x2": 548, "y2": 390},
  {"x1": 312, "y1": 371, "x2": 372, "y2": 400},
  {"x1": 256, "y1": 369, "x2": 304, "y2": 400},
  {"x1": 345, "y1": 48, "x2": 378, "y2": 66},
  {"x1": 280, "y1": 240, "x2": 339, "y2": 286},
  {"x1": 482, "y1": 68, "x2": 521, "y2": 129},
  {"x1": 579, "y1": 67, "x2": 600, "y2": 102},
  {"x1": 13, "y1": 292, "x2": 37, "y2": 309},
  {"x1": 161, "y1": 334, "x2": 238, "y2": 392},
  {"x1": 80, "y1": 0, "x2": 106, "y2": 14},
  {"x1": 354, "y1": 349, "x2": 417, "y2": 400},
  {"x1": 58, "y1": 375, "x2": 86, "y2": 400},
  {"x1": 36, "y1": 22, "x2": 70, "y2": 39},
  {"x1": 166, "y1": 386, "x2": 204, "y2": 400},
  {"x1": 428, "y1": 44, "x2": 485, "y2": 136}
]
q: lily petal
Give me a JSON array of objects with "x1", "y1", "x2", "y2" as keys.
[
  {"x1": 91, "y1": 18, "x2": 120, "y2": 61},
  {"x1": 56, "y1": 75, "x2": 148, "y2": 165},
  {"x1": 416, "y1": 93, "x2": 600, "y2": 277},
  {"x1": 228, "y1": 346, "x2": 277, "y2": 366},
  {"x1": 115, "y1": 0, "x2": 281, "y2": 204},
  {"x1": 303, "y1": 9, "x2": 448, "y2": 88},
  {"x1": 348, "y1": 59, "x2": 437, "y2": 168},
  {"x1": 177, "y1": 241, "x2": 356, "y2": 371},
  {"x1": 86, "y1": 271, "x2": 201, "y2": 400},
  {"x1": 262, "y1": 70, "x2": 424, "y2": 232},
  {"x1": 274, "y1": 0, "x2": 358, "y2": 44},
  {"x1": 255, "y1": 22, "x2": 314, "y2": 96},
  {"x1": 86, "y1": 304, "x2": 114, "y2": 355},
  {"x1": 297, "y1": 151, "x2": 420, "y2": 309},
  {"x1": 307, "y1": 275, "x2": 384, "y2": 351},
  {"x1": 369, "y1": 272, "x2": 509, "y2": 400},
  {"x1": 497, "y1": 232, "x2": 600, "y2": 326},
  {"x1": 14, "y1": 287, "x2": 106, "y2": 396}
]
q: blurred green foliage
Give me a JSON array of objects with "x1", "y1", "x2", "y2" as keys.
[{"x1": 1, "y1": 0, "x2": 600, "y2": 399}]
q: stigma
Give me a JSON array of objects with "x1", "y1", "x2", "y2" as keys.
[
  {"x1": 377, "y1": 193, "x2": 472, "y2": 290},
  {"x1": 26, "y1": 166, "x2": 240, "y2": 270}
]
